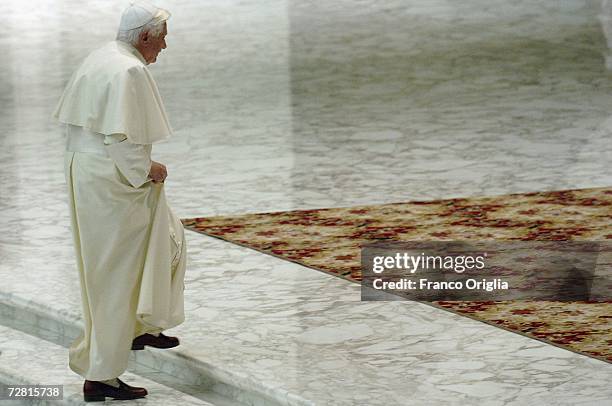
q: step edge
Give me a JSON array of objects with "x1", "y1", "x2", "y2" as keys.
[{"x1": 0, "y1": 292, "x2": 314, "y2": 406}]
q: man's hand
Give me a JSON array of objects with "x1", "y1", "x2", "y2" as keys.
[{"x1": 149, "y1": 161, "x2": 167, "y2": 183}]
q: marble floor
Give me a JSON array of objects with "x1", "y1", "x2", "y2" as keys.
[{"x1": 1, "y1": 0, "x2": 612, "y2": 405}]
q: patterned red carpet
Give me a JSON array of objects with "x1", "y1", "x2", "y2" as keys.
[{"x1": 183, "y1": 187, "x2": 612, "y2": 362}]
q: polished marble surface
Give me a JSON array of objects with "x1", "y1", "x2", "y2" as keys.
[
  {"x1": 1, "y1": 0, "x2": 612, "y2": 405},
  {"x1": 0, "y1": 324, "x2": 215, "y2": 405}
]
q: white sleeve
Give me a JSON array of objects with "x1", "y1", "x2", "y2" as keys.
[{"x1": 104, "y1": 134, "x2": 152, "y2": 188}]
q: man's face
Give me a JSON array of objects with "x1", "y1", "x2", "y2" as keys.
[{"x1": 138, "y1": 22, "x2": 167, "y2": 64}]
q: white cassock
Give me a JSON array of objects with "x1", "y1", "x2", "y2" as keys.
[{"x1": 53, "y1": 40, "x2": 186, "y2": 381}]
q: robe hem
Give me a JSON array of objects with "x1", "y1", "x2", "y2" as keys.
[{"x1": 69, "y1": 362, "x2": 126, "y2": 382}]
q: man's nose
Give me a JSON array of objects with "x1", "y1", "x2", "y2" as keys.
[{"x1": 162, "y1": 39, "x2": 167, "y2": 49}]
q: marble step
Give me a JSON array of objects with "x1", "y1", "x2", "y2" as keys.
[
  {"x1": 0, "y1": 324, "x2": 217, "y2": 406},
  {"x1": 0, "y1": 294, "x2": 309, "y2": 406}
]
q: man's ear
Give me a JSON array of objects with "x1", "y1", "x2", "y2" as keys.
[{"x1": 139, "y1": 30, "x2": 149, "y2": 44}]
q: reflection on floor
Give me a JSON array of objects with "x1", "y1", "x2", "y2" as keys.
[{"x1": 1, "y1": 0, "x2": 611, "y2": 405}]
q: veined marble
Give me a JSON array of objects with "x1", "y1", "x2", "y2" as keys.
[
  {"x1": 1, "y1": 0, "x2": 612, "y2": 405},
  {"x1": 0, "y1": 324, "x2": 215, "y2": 405}
]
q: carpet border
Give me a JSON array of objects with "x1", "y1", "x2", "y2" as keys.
[{"x1": 184, "y1": 227, "x2": 611, "y2": 365}]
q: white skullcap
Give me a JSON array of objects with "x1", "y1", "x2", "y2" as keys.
[{"x1": 118, "y1": 1, "x2": 170, "y2": 31}]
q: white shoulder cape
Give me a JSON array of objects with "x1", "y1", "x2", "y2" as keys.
[{"x1": 53, "y1": 41, "x2": 172, "y2": 144}]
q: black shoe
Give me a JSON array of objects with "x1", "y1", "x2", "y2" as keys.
[
  {"x1": 132, "y1": 332, "x2": 180, "y2": 350},
  {"x1": 83, "y1": 378, "x2": 147, "y2": 402}
]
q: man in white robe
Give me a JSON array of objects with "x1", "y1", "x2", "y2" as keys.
[{"x1": 53, "y1": 2, "x2": 186, "y2": 401}]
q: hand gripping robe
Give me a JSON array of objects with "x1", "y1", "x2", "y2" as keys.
[{"x1": 54, "y1": 40, "x2": 186, "y2": 380}]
